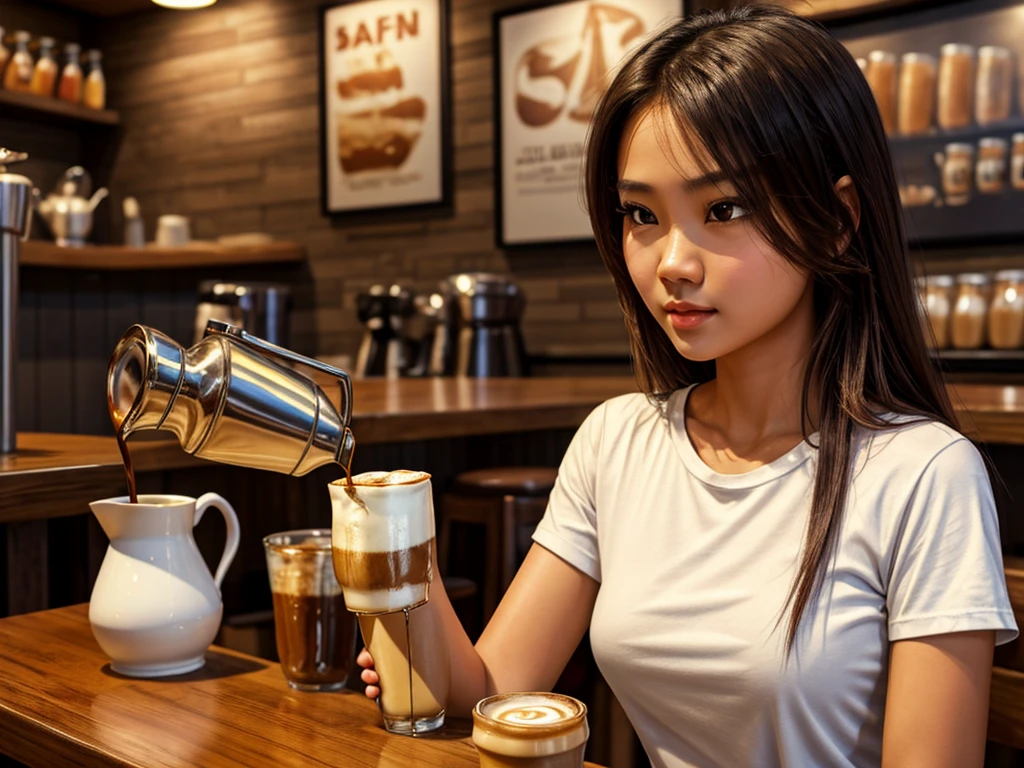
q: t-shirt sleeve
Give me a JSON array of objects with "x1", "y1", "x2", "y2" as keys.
[
  {"x1": 887, "y1": 437, "x2": 1018, "y2": 645},
  {"x1": 531, "y1": 401, "x2": 605, "y2": 583}
]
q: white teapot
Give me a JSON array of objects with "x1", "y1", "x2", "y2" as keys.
[{"x1": 88, "y1": 493, "x2": 240, "y2": 677}]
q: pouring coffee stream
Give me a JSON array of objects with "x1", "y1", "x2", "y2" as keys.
[{"x1": 107, "y1": 320, "x2": 357, "y2": 502}]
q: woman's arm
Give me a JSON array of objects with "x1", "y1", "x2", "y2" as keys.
[
  {"x1": 360, "y1": 543, "x2": 600, "y2": 717},
  {"x1": 881, "y1": 630, "x2": 995, "y2": 768}
]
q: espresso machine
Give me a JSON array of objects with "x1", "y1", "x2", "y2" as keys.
[
  {"x1": 354, "y1": 283, "x2": 414, "y2": 378},
  {"x1": 0, "y1": 147, "x2": 33, "y2": 454},
  {"x1": 447, "y1": 273, "x2": 528, "y2": 378}
]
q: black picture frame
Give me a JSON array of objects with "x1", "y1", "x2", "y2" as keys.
[
  {"x1": 318, "y1": 0, "x2": 453, "y2": 220},
  {"x1": 493, "y1": 0, "x2": 684, "y2": 249}
]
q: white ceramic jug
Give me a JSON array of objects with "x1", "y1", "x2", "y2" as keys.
[{"x1": 88, "y1": 493, "x2": 240, "y2": 677}]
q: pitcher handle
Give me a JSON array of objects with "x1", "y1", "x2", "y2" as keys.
[
  {"x1": 203, "y1": 319, "x2": 353, "y2": 428},
  {"x1": 194, "y1": 492, "x2": 241, "y2": 590}
]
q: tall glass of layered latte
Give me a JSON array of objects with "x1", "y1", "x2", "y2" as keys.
[
  {"x1": 329, "y1": 470, "x2": 449, "y2": 735},
  {"x1": 472, "y1": 693, "x2": 590, "y2": 768}
]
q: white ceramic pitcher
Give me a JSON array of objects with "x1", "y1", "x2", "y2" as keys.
[{"x1": 88, "y1": 493, "x2": 240, "y2": 677}]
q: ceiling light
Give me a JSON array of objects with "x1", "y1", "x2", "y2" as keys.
[{"x1": 152, "y1": 0, "x2": 217, "y2": 8}]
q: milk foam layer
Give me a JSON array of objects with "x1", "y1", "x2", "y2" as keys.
[
  {"x1": 472, "y1": 693, "x2": 588, "y2": 759},
  {"x1": 329, "y1": 472, "x2": 434, "y2": 554},
  {"x1": 269, "y1": 553, "x2": 341, "y2": 598}
]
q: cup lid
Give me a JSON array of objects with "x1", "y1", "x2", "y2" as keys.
[{"x1": 957, "y1": 272, "x2": 991, "y2": 285}]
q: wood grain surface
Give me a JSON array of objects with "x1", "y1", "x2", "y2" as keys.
[
  {"x1": 21, "y1": 240, "x2": 305, "y2": 270},
  {"x1": 0, "y1": 604, "x2": 605, "y2": 768}
]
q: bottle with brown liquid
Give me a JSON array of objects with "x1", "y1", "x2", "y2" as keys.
[
  {"x1": 975, "y1": 46, "x2": 1012, "y2": 127},
  {"x1": 56, "y1": 42, "x2": 82, "y2": 104},
  {"x1": 923, "y1": 275, "x2": 954, "y2": 349},
  {"x1": 29, "y1": 37, "x2": 57, "y2": 98},
  {"x1": 865, "y1": 51, "x2": 898, "y2": 135},
  {"x1": 1012, "y1": 134, "x2": 1024, "y2": 191},
  {"x1": 898, "y1": 53, "x2": 936, "y2": 136},
  {"x1": 4, "y1": 31, "x2": 34, "y2": 93},
  {"x1": 951, "y1": 273, "x2": 991, "y2": 350},
  {"x1": 938, "y1": 43, "x2": 975, "y2": 130},
  {"x1": 988, "y1": 270, "x2": 1024, "y2": 350},
  {"x1": 83, "y1": 49, "x2": 105, "y2": 110}
]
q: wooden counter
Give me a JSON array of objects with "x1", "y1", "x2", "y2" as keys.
[
  {"x1": 0, "y1": 604, "x2": 604, "y2": 768},
  {"x1": 5, "y1": 377, "x2": 1024, "y2": 524},
  {"x1": 0, "y1": 377, "x2": 636, "y2": 523}
]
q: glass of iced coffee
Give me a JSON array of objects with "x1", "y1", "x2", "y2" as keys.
[
  {"x1": 472, "y1": 692, "x2": 590, "y2": 768},
  {"x1": 330, "y1": 470, "x2": 450, "y2": 735},
  {"x1": 263, "y1": 529, "x2": 358, "y2": 691}
]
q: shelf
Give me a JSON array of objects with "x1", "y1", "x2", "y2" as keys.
[
  {"x1": 930, "y1": 348, "x2": 1024, "y2": 374},
  {"x1": 20, "y1": 240, "x2": 306, "y2": 270},
  {"x1": 0, "y1": 88, "x2": 119, "y2": 127},
  {"x1": 889, "y1": 116, "x2": 1024, "y2": 148}
]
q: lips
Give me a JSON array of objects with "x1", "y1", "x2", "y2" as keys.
[{"x1": 664, "y1": 301, "x2": 716, "y2": 330}]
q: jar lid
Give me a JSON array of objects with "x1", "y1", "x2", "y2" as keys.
[
  {"x1": 868, "y1": 50, "x2": 896, "y2": 63},
  {"x1": 928, "y1": 274, "x2": 955, "y2": 287},
  {"x1": 995, "y1": 269, "x2": 1024, "y2": 281},
  {"x1": 980, "y1": 137, "x2": 1008, "y2": 149},
  {"x1": 1013, "y1": 133, "x2": 1024, "y2": 143},
  {"x1": 901, "y1": 52, "x2": 936, "y2": 64},
  {"x1": 945, "y1": 142, "x2": 975, "y2": 153},
  {"x1": 979, "y1": 45, "x2": 1012, "y2": 59},
  {"x1": 957, "y1": 272, "x2": 990, "y2": 285},
  {"x1": 941, "y1": 43, "x2": 975, "y2": 56}
]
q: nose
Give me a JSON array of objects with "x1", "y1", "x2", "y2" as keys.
[{"x1": 656, "y1": 224, "x2": 703, "y2": 286}]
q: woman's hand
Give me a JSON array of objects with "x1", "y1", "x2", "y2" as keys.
[{"x1": 357, "y1": 647, "x2": 380, "y2": 700}]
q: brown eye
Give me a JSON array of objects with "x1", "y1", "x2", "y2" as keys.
[
  {"x1": 618, "y1": 204, "x2": 658, "y2": 226},
  {"x1": 707, "y1": 201, "x2": 748, "y2": 223}
]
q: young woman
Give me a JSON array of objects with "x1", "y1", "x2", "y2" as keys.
[{"x1": 359, "y1": 6, "x2": 1018, "y2": 766}]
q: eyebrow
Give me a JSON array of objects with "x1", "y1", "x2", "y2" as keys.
[{"x1": 616, "y1": 169, "x2": 738, "y2": 194}]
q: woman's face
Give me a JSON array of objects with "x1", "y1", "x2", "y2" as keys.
[{"x1": 617, "y1": 105, "x2": 814, "y2": 365}]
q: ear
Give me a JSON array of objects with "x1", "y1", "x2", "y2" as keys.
[{"x1": 834, "y1": 175, "x2": 861, "y2": 255}]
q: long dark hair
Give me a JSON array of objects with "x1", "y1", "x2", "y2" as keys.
[{"x1": 584, "y1": 5, "x2": 957, "y2": 652}]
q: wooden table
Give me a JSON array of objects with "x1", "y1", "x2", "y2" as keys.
[{"x1": 0, "y1": 605, "x2": 605, "y2": 768}]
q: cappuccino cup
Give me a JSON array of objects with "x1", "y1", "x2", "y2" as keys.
[
  {"x1": 472, "y1": 692, "x2": 590, "y2": 768},
  {"x1": 263, "y1": 529, "x2": 358, "y2": 692},
  {"x1": 329, "y1": 470, "x2": 436, "y2": 614}
]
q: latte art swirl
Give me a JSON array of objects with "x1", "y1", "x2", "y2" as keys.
[{"x1": 496, "y1": 704, "x2": 572, "y2": 725}]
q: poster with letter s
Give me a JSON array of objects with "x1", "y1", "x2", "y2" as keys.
[
  {"x1": 320, "y1": 0, "x2": 452, "y2": 216},
  {"x1": 495, "y1": 0, "x2": 683, "y2": 246}
]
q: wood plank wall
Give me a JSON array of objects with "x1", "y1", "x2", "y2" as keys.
[{"x1": 93, "y1": 0, "x2": 629, "y2": 363}]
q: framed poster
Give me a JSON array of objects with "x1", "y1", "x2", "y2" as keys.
[
  {"x1": 495, "y1": 0, "x2": 683, "y2": 247},
  {"x1": 319, "y1": 0, "x2": 452, "y2": 217}
]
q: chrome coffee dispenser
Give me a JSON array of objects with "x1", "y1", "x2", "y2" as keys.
[
  {"x1": 0, "y1": 147, "x2": 33, "y2": 455},
  {"x1": 448, "y1": 273, "x2": 528, "y2": 377},
  {"x1": 109, "y1": 320, "x2": 354, "y2": 475}
]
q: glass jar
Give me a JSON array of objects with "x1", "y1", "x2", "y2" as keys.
[
  {"x1": 866, "y1": 51, "x2": 898, "y2": 135},
  {"x1": 83, "y1": 49, "x2": 105, "y2": 110},
  {"x1": 988, "y1": 270, "x2": 1024, "y2": 350},
  {"x1": 951, "y1": 273, "x2": 991, "y2": 350},
  {"x1": 3, "y1": 31, "x2": 34, "y2": 93},
  {"x1": 976, "y1": 137, "x2": 1008, "y2": 195},
  {"x1": 29, "y1": 36, "x2": 57, "y2": 97},
  {"x1": 1012, "y1": 133, "x2": 1024, "y2": 191},
  {"x1": 56, "y1": 42, "x2": 82, "y2": 103},
  {"x1": 898, "y1": 53, "x2": 936, "y2": 136},
  {"x1": 976, "y1": 45, "x2": 1013, "y2": 127},
  {"x1": 938, "y1": 43, "x2": 975, "y2": 130},
  {"x1": 923, "y1": 274, "x2": 954, "y2": 349},
  {"x1": 936, "y1": 142, "x2": 974, "y2": 206}
]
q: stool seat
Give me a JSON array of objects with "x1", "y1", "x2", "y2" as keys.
[{"x1": 453, "y1": 467, "x2": 558, "y2": 497}]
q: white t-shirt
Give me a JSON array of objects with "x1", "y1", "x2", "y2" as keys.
[{"x1": 532, "y1": 385, "x2": 1018, "y2": 768}]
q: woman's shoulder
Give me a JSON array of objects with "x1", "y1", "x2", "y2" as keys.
[{"x1": 851, "y1": 414, "x2": 982, "y2": 484}]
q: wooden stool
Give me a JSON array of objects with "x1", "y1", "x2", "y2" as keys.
[{"x1": 439, "y1": 467, "x2": 557, "y2": 623}]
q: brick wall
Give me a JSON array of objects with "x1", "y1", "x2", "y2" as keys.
[{"x1": 97, "y1": 0, "x2": 630, "y2": 361}]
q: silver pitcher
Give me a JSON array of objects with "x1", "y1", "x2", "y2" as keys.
[{"x1": 108, "y1": 320, "x2": 354, "y2": 476}]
